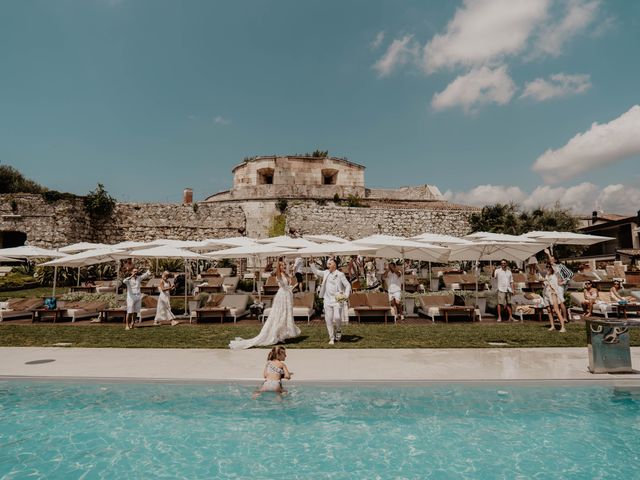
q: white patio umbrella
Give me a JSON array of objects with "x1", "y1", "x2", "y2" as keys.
[
  {"x1": 129, "y1": 246, "x2": 208, "y2": 316},
  {"x1": 353, "y1": 235, "x2": 450, "y2": 263},
  {"x1": 411, "y1": 233, "x2": 473, "y2": 246},
  {"x1": 295, "y1": 241, "x2": 378, "y2": 257},
  {"x1": 206, "y1": 244, "x2": 296, "y2": 300},
  {"x1": 303, "y1": 234, "x2": 349, "y2": 244},
  {"x1": 203, "y1": 237, "x2": 259, "y2": 248},
  {"x1": 41, "y1": 248, "x2": 130, "y2": 292},
  {"x1": 449, "y1": 240, "x2": 547, "y2": 305},
  {"x1": 523, "y1": 231, "x2": 614, "y2": 246},
  {"x1": 110, "y1": 240, "x2": 152, "y2": 250},
  {"x1": 58, "y1": 242, "x2": 108, "y2": 253},
  {"x1": 464, "y1": 232, "x2": 537, "y2": 242},
  {"x1": 264, "y1": 237, "x2": 319, "y2": 249},
  {"x1": 0, "y1": 246, "x2": 68, "y2": 297}
]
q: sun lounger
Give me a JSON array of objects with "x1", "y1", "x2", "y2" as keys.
[
  {"x1": 0, "y1": 297, "x2": 45, "y2": 321},
  {"x1": 348, "y1": 292, "x2": 395, "y2": 324},
  {"x1": 95, "y1": 280, "x2": 118, "y2": 293},
  {"x1": 416, "y1": 294, "x2": 455, "y2": 322},
  {"x1": 195, "y1": 293, "x2": 249, "y2": 323},
  {"x1": 60, "y1": 300, "x2": 109, "y2": 322},
  {"x1": 262, "y1": 276, "x2": 279, "y2": 295},
  {"x1": 199, "y1": 276, "x2": 224, "y2": 293},
  {"x1": 404, "y1": 275, "x2": 420, "y2": 293},
  {"x1": 512, "y1": 292, "x2": 546, "y2": 321},
  {"x1": 140, "y1": 278, "x2": 162, "y2": 295},
  {"x1": 216, "y1": 267, "x2": 233, "y2": 278},
  {"x1": 222, "y1": 276, "x2": 240, "y2": 293},
  {"x1": 442, "y1": 274, "x2": 463, "y2": 290},
  {"x1": 99, "y1": 296, "x2": 158, "y2": 323},
  {"x1": 568, "y1": 291, "x2": 618, "y2": 319}
]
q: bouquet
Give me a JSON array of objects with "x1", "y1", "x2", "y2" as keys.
[{"x1": 335, "y1": 293, "x2": 348, "y2": 304}]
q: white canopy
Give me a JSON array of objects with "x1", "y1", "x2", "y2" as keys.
[
  {"x1": 294, "y1": 242, "x2": 378, "y2": 257},
  {"x1": 110, "y1": 240, "x2": 151, "y2": 250},
  {"x1": 128, "y1": 246, "x2": 207, "y2": 259},
  {"x1": 303, "y1": 234, "x2": 349, "y2": 244},
  {"x1": 203, "y1": 237, "x2": 259, "y2": 248},
  {"x1": 449, "y1": 241, "x2": 546, "y2": 262},
  {"x1": 464, "y1": 232, "x2": 537, "y2": 243},
  {"x1": 206, "y1": 244, "x2": 295, "y2": 260},
  {"x1": 353, "y1": 234, "x2": 450, "y2": 262},
  {"x1": 0, "y1": 245, "x2": 68, "y2": 259},
  {"x1": 40, "y1": 248, "x2": 129, "y2": 267},
  {"x1": 58, "y1": 242, "x2": 108, "y2": 253},
  {"x1": 411, "y1": 233, "x2": 472, "y2": 245},
  {"x1": 523, "y1": 231, "x2": 614, "y2": 246},
  {"x1": 145, "y1": 239, "x2": 213, "y2": 250},
  {"x1": 263, "y1": 237, "x2": 319, "y2": 249}
]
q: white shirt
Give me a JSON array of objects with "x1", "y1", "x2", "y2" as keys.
[
  {"x1": 493, "y1": 268, "x2": 513, "y2": 293},
  {"x1": 310, "y1": 264, "x2": 351, "y2": 305},
  {"x1": 294, "y1": 257, "x2": 304, "y2": 275},
  {"x1": 123, "y1": 271, "x2": 150, "y2": 297},
  {"x1": 386, "y1": 271, "x2": 402, "y2": 294}
]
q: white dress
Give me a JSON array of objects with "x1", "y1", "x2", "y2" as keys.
[
  {"x1": 229, "y1": 274, "x2": 301, "y2": 349},
  {"x1": 154, "y1": 280, "x2": 175, "y2": 322}
]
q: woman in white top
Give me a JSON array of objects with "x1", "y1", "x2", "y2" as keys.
[
  {"x1": 229, "y1": 261, "x2": 301, "y2": 349},
  {"x1": 543, "y1": 264, "x2": 566, "y2": 332},
  {"x1": 154, "y1": 271, "x2": 178, "y2": 326}
]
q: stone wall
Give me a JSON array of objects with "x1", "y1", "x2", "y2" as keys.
[
  {"x1": 0, "y1": 194, "x2": 245, "y2": 248},
  {"x1": 285, "y1": 203, "x2": 475, "y2": 239}
]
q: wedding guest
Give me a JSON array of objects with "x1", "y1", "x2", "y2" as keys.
[
  {"x1": 310, "y1": 258, "x2": 351, "y2": 344},
  {"x1": 293, "y1": 255, "x2": 304, "y2": 291},
  {"x1": 543, "y1": 264, "x2": 566, "y2": 333},
  {"x1": 493, "y1": 259, "x2": 515, "y2": 322},
  {"x1": 383, "y1": 262, "x2": 403, "y2": 321},
  {"x1": 581, "y1": 281, "x2": 599, "y2": 316},
  {"x1": 258, "y1": 346, "x2": 292, "y2": 394},
  {"x1": 364, "y1": 257, "x2": 378, "y2": 289},
  {"x1": 544, "y1": 249, "x2": 569, "y2": 322},
  {"x1": 154, "y1": 271, "x2": 178, "y2": 326},
  {"x1": 610, "y1": 280, "x2": 634, "y2": 302},
  {"x1": 123, "y1": 267, "x2": 151, "y2": 330}
]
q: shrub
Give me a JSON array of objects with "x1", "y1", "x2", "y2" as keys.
[
  {"x1": 59, "y1": 292, "x2": 124, "y2": 308},
  {"x1": 345, "y1": 194, "x2": 365, "y2": 208},
  {"x1": 42, "y1": 190, "x2": 77, "y2": 203},
  {"x1": 275, "y1": 198, "x2": 288, "y2": 213},
  {"x1": 333, "y1": 193, "x2": 341, "y2": 203},
  {"x1": 269, "y1": 214, "x2": 286, "y2": 237},
  {"x1": 83, "y1": 183, "x2": 116, "y2": 218},
  {"x1": 0, "y1": 165, "x2": 45, "y2": 193},
  {"x1": 0, "y1": 272, "x2": 38, "y2": 291}
]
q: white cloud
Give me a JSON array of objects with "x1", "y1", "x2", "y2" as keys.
[
  {"x1": 373, "y1": 35, "x2": 418, "y2": 77},
  {"x1": 431, "y1": 65, "x2": 516, "y2": 113},
  {"x1": 214, "y1": 116, "x2": 230, "y2": 125},
  {"x1": 521, "y1": 73, "x2": 591, "y2": 101},
  {"x1": 444, "y1": 184, "x2": 526, "y2": 206},
  {"x1": 370, "y1": 31, "x2": 385, "y2": 50},
  {"x1": 422, "y1": 0, "x2": 549, "y2": 73},
  {"x1": 532, "y1": 105, "x2": 640, "y2": 182},
  {"x1": 446, "y1": 182, "x2": 640, "y2": 214},
  {"x1": 534, "y1": 0, "x2": 600, "y2": 57}
]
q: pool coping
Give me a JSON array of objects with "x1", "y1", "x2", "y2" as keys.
[{"x1": 2, "y1": 346, "x2": 640, "y2": 384}]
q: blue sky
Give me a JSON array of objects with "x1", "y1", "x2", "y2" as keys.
[{"x1": 1, "y1": 0, "x2": 639, "y2": 213}]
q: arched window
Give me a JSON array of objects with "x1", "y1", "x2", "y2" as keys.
[{"x1": 257, "y1": 168, "x2": 275, "y2": 185}]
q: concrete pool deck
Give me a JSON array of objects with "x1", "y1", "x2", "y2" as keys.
[{"x1": 2, "y1": 347, "x2": 640, "y2": 383}]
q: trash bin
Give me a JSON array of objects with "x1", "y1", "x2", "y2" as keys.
[{"x1": 586, "y1": 318, "x2": 633, "y2": 373}]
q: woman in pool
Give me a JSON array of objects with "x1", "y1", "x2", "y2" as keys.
[
  {"x1": 229, "y1": 261, "x2": 301, "y2": 349},
  {"x1": 259, "y1": 346, "x2": 292, "y2": 394}
]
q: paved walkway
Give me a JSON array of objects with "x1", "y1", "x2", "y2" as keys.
[{"x1": 2, "y1": 347, "x2": 640, "y2": 383}]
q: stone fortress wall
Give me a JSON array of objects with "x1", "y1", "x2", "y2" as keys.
[{"x1": 0, "y1": 194, "x2": 475, "y2": 248}]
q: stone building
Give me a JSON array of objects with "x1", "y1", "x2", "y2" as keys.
[{"x1": 0, "y1": 154, "x2": 477, "y2": 248}]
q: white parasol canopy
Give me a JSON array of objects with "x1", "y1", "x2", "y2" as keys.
[
  {"x1": 294, "y1": 242, "x2": 378, "y2": 257},
  {"x1": 206, "y1": 244, "x2": 295, "y2": 260},
  {"x1": 145, "y1": 239, "x2": 212, "y2": 250},
  {"x1": 411, "y1": 233, "x2": 472, "y2": 245},
  {"x1": 263, "y1": 237, "x2": 319, "y2": 249},
  {"x1": 203, "y1": 237, "x2": 259, "y2": 248},
  {"x1": 449, "y1": 241, "x2": 546, "y2": 262},
  {"x1": 303, "y1": 234, "x2": 349, "y2": 244},
  {"x1": 110, "y1": 240, "x2": 151, "y2": 250},
  {"x1": 353, "y1": 234, "x2": 450, "y2": 262},
  {"x1": 40, "y1": 247, "x2": 129, "y2": 267},
  {"x1": 58, "y1": 242, "x2": 108, "y2": 253},
  {"x1": 0, "y1": 245, "x2": 68, "y2": 259},
  {"x1": 464, "y1": 232, "x2": 537, "y2": 243},
  {"x1": 523, "y1": 231, "x2": 615, "y2": 246},
  {"x1": 128, "y1": 246, "x2": 207, "y2": 259}
]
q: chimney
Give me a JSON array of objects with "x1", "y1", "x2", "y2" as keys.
[
  {"x1": 183, "y1": 188, "x2": 193, "y2": 204},
  {"x1": 591, "y1": 210, "x2": 598, "y2": 224}
]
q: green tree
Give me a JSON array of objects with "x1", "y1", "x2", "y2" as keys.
[
  {"x1": 0, "y1": 165, "x2": 45, "y2": 193},
  {"x1": 83, "y1": 183, "x2": 116, "y2": 218}
]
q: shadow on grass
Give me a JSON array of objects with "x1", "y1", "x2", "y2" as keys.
[
  {"x1": 339, "y1": 334, "x2": 363, "y2": 343},
  {"x1": 283, "y1": 336, "x2": 310, "y2": 345}
]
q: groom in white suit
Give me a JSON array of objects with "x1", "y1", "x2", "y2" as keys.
[{"x1": 311, "y1": 258, "x2": 352, "y2": 345}]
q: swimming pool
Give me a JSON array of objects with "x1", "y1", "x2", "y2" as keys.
[{"x1": 1, "y1": 381, "x2": 639, "y2": 479}]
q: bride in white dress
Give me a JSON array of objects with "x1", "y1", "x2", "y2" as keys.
[{"x1": 229, "y1": 261, "x2": 301, "y2": 349}]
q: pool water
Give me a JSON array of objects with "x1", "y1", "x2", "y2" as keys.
[{"x1": 1, "y1": 381, "x2": 640, "y2": 479}]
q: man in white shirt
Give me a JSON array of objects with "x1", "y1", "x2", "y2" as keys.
[
  {"x1": 310, "y1": 258, "x2": 351, "y2": 344},
  {"x1": 123, "y1": 267, "x2": 151, "y2": 330},
  {"x1": 493, "y1": 259, "x2": 515, "y2": 322},
  {"x1": 382, "y1": 262, "x2": 403, "y2": 321}
]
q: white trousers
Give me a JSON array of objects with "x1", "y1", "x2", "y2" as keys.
[{"x1": 324, "y1": 303, "x2": 343, "y2": 340}]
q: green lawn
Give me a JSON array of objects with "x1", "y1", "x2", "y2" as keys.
[{"x1": 2, "y1": 322, "x2": 638, "y2": 349}]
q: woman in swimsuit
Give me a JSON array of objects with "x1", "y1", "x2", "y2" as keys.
[{"x1": 259, "y1": 346, "x2": 292, "y2": 393}]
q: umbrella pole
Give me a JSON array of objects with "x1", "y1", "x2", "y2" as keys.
[
  {"x1": 52, "y1": 266, "x2": 58, "y2": 297},
  {"x1": 184, "y1": 259, "x2": 189, "y2": 316},
  {"x1": 77, "y1": 266, "x2": 81, "y2": 287},
  {"x1": 475, "y1": 260, "x2": 479, "y2": 308}
]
